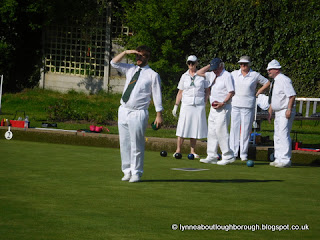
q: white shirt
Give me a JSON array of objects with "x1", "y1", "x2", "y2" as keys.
[
  {"x1": 205, "y1": 69, "x2": 234, "y2": 104},
  {"x1": 110, "y1": 61, "x2": 163, "y2": 112},
  {"x1": 178, "y1": 70, "x2": 209, "y2": 105},
  {"x1": 231, "y1": 69, "x2": 269, "y2": 108},
  {"x1": 271, "y1": 73, "x2": 296, "y2": 111}
]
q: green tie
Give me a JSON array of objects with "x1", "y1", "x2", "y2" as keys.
[
  {"x1": 122, "y1": 68, "x2": 141, "y2": 103},
  {"x1": 190, "y1": 76, "x2": 195, "y2": 86}
]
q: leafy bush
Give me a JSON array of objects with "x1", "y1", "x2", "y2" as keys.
[
  {"x1": 119, "y1": 0, "x2": 320, "y2": 97},
  {"x1": 47, "y1": 100, "x2": 88, "y2": 121},
  {"x1": 190, "y1": 0, "x2": 320, "y2": 97}
]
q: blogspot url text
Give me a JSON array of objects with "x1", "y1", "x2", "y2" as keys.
[{"x1": 171, "y1": 224, "x2": 309, "y2": 232}]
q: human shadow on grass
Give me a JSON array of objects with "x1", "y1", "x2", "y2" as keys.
[{"x1": 141, "y1": 179, "x2": 283, "y2": 183}]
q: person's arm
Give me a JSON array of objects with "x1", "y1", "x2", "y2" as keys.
[
  {"x1": 154, "y1": 111, "x2": 163, "y2": 128},
  {"x1": 172, "y1": 90, "x2": 183, "y2": 117},
  {"x1": 205, "y1": 88, "x2": 210, "y2": 104},
  {"x1": 286, "y1": 96, "x2": 296, "y2": 119},
  {"x1": 111, "y1": 50, "x2": 139, "y2": 63},
  {"x1": 256, "y1": 81, "x2": 271, "y2": 97},
  {"x1": 197, "y1": 64, "x2": 210, "y2": 77},
  {"x1": 175, "y1": 90, "x2": 183, "y2": 106},
  {"x1": 268, "y1": 105, "x2": 273, "y2": 123}
]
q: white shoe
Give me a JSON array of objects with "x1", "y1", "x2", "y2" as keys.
[
  {"x1": 275, "y1": 161, "x2": 291, "y2": 168},
  {"x1": 241, "y1": 158, "x2": 248, "y2": 161},
  {"x1": 121, "y1": 173, "x2": 131, "y2": 181},
  {"x1": 200, "y1": 157, "x2": 218, "y2": 164},
  {"x1": 217, "y1": 158, "x2": 235, "y2": 165},
  {"x1": 129, "y1": 174, "x2": 141, "y2": 183},
  {"x1": 269, "y1": 160, "x2": 278, "y2": 166},
  {"x1": 193, "y1": 154, "x2": 200, "y2": 159},
  {"x1": 270, "y1": 159, "x2": 281, "y2": 166}
]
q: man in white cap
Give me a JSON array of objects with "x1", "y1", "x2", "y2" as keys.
[
  {"x1": 230, "y1": 56, "x2": 270, "y2": 161},
  {"x1": 197, "y1": 58, "x2": 235, "y2": 165},
  {"x1": 172, "y1": 55, "x2": 210, "y2": 158},
  {"x1": 110, "y1": 45, "x2": 163, "y2": 182},
  {"x1": 267, "y1": 59, "x2": 296, "y2": 168}
]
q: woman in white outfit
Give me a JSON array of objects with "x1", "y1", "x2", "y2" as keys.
[
  {"x1": 172, "y1": 55, "x2": 210, "y2": 158},
  {"x1": 230, "y1": 56, "x2": 270, "y2": 161}
]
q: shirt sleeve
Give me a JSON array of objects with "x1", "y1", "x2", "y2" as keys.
[
  {"x1": 205, "y1": 72, "x2": 216, "y2": 86},
  {"x1": 226, "y1": 74, "x2": 235, "y2": 92},
  {"x1": 152, "y1": 73, "x2": 164, "y2": 112},
  {"x1": 177, "y1": 75, "x2": 185, "y2": 90},
  {"x1": 257, "y1": 73, "x2": 269, "y2": 85},
  {"x1": 110, "y1": 60, "x2": 134, "y2": 75},
  {"x1": 283, "y1": 77, "x2": 296, "y2": 97},
  {"x1": 204, "y1": 77, "x2": 210, "y2": 88}
]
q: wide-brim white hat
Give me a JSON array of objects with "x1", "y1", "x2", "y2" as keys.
[
  {"x1": 238, "y1": 55, "x2": 251, "y2": 63},
  {"x1": 267, "y1": 59, "x2": 281, "y2": 70}
]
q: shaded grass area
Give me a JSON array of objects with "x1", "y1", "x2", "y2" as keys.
[
  {"x1": 1, "y1": 128, "x2": 319, "y2": 165},
  {"x1": 0, "y1": 88, "x2": 177, "y2": 129},
  {"x1": 0, "y1": 140, "x2": 319, "y2": 240},
  {"x1": 0, "y1": 88, "x2": 121, "y2": 125}
]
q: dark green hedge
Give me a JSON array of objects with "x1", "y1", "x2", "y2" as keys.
[
  {"x1": 122, "y1": 0, "x2": 320, "y2": 97},
  {"x1": 190, "y1": 0, "x2": 320, "y2": 97}
]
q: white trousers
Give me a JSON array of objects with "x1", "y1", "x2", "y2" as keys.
[
  {"x1": 118, "y1": 106, "x2": 149, "y2": 176},
  {"x1": 207, "y1": 103, "x2": 234, "y2": 160},
  {"x1": 274, "y1": 109, "x2": 295, "y2": 164},
  {"x1": 229, "y1": 106, "x2": 254, "y2": 160}
]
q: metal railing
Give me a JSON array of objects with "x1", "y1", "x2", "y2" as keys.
[{"x1": 295, "y1": 98, "x2": 320, "y2": 117}]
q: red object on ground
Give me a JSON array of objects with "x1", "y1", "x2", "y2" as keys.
[
  {"x1": 297, "y1": 148, "x2": 320, "y2": 152},
  {"x1": 293, "y1": 141, "x2": 302, "y2": 150},
  {"x1": 95, "y1": 126, "x2": 103, "y2": 133},
  {"x1": 10, "y1": 120, "x2": 25, "y2": 128}
]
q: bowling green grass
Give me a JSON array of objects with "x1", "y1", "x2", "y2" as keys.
[{"x1": 0, "y1": 140, "x2": 319, "y2": 240}]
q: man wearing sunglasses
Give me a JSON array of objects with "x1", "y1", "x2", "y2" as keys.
[
  {"x1": 267, "y1": 59, "x2": 296, "y2": 168},
  {"x1": 111, "y1": 45, "x2": 163, "y2": 182}
]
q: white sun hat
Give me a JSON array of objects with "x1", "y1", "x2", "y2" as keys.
[
  {"x1": 238, "y1": 55, "x2": 251, "y2": 63},
  {"x1": 257, "y1": 94, "x2": 270, "y2": 110},
  {"x1": 267, "y1": 59, "x2": 281, "y2": 70},
  {"x1": 186, "y1": 55, "x2": 197, "y2": 63}
]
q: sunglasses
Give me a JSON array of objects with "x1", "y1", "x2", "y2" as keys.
[
  {"x1": 187, "y1": 61, "x2": 196, "y2": 65},
  {"x1": 135, "y1": 53, "x2": 148, "y2": 58}
]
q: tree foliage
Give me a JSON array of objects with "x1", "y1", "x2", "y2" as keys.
[
  {"x1": 0, "y1": 0, "x2": 108, "y2": 92},
  {"x1": 118, "y1": 0, "x2": 197, "y2": 97},
  {"x1": 0, "y1": 0, "x2": 44, "y2": 91},
  {"x1": 1, "y1": 0, "x2": 319, "y2": 97},
  {"x1": 119, "y1": 0, "x2": 320, "y2": 97}
]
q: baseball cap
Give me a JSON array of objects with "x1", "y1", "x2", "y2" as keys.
[
  {"x1": 186, "y1": 55, "x2": 197, "y2": 63},
  {"x1": 209, "y1": 58, "x2": 222, "y2": 71}
]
